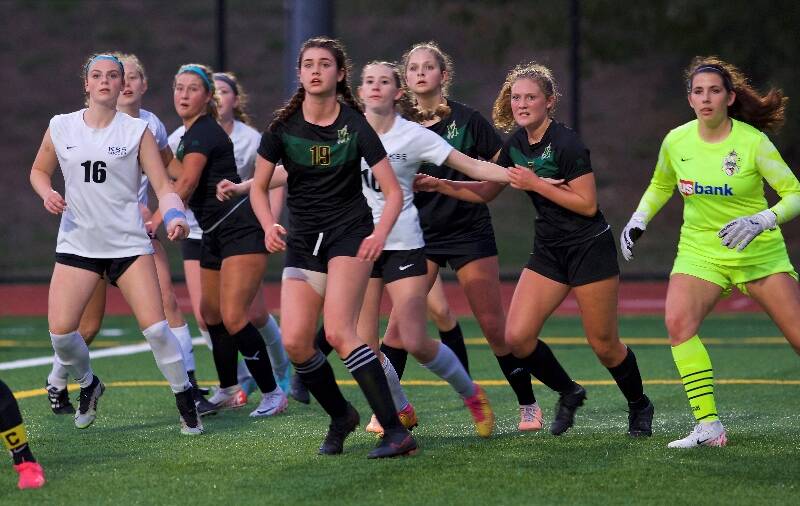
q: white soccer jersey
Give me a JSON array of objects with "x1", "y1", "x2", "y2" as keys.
[
  {"x1": 230, "y1": 120, "x2": 261, "y2": 180},
  {"x1": 136, "y1": 108, "x2": 169, "y2": 207},
  {"x1": 361, "y1": 115, "x2": 453, "y2": 250},
  {"x1": 50, "y1": 109, "x2": 154, "y2": 258},
  {"x1": 168, "y1": 125, "x2": 202, "y2": 239}
]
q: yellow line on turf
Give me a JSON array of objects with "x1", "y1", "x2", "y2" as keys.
[
  {"x1": 0, "y1": 339, "x2": 123, "y2": 348},
  {"x1": 463, "y1": 337, "x2": 787, "y2": 345},
  {"x1": 14, "y1": 378, "x2": 800, "y2": 399}
]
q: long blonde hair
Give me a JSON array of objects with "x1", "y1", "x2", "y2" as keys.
[{"x1": 492, "y1": 62, "x2": 559, "y2": 133}]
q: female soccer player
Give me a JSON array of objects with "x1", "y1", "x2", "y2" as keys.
[
  {"x1": 44, "y1": 53, "x2": 207, "y2": 415},
  {"x1": 171, "y1": 71, "x2": 291, "y2": 411},
  {"x1": 250, "y1": 38, "x2": 416, "y2": 458},
  {"x1": 1, "y1": 379, "x2": 45, "y2": 489},
  {"x1": 621, "y1": 56, "x2": 800, "y2": 448},
  {"x1": 170, "y1": 63, "x2": 287, "y2": 418},
  {"x1": 417, "y1": 62, "x2": 653, "y2": 437},
  {"x1": 353, "y1": 60, "x2": 518, "y2": 437},
  {"x1": 380, "y1": 41, "x2": 540, "y2": 432},
  {"x1": 29, "y1": 53, "x2": 202, "y2": 435}
]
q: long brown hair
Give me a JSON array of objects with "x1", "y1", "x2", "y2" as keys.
[
  {"x1": 269, "y1": 37, "x2": 360, "y2": 132},
  {"x1": 492, "y1": 62, "x2": 559, "y2": 133},
  {"x1": 400, "y1": 41, "x2": 452, "y2": 120},
  {"x1": 685, "y1": 56, "x2": 787, "y2": 133}
]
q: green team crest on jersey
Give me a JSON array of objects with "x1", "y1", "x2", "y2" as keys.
[
  {"x1": 337, "y1": 125, "x2": 350, "y2": 144},
  {"x1": 176, "y1": 140, "x2": 185, "y2": 161},
  {"x1": 509, "y1": 144, "x2": 559, "y2": 178},
  {"x1": 722, "y1": 150, "x2": 740, "y2": 176},
  {"x1": 446, "y1": 120, "x2": 458, "y2": 140}
]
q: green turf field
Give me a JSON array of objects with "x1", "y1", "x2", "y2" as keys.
[{"x1": 1, "y1": 314, "x2": 797, "y2": 505}]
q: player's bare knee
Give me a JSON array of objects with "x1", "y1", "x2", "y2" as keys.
[{"x1": 665, "y1": 313, "x2": 699, "y2": 345}]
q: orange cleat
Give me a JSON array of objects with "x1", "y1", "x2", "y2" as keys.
[
  {"x1": 518, "y1": 403, "x2": 544, "y2": 431},
  {"x1": 14, "y1": 461, "x2": 45, "y2": 490},
  {"x1": 365, "y1": 403, "x2": 419, "y2": 437},
  {"x1": 464, "y1": 384, "x2": 495, "y2": 438}
]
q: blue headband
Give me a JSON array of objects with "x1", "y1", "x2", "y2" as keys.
[
  {"x1": 86, "y1": 54, "x2": 124, "y2": 76},
  {"x1": 687, "y1": 65, "x2": 733, "y2": 92},
  {"x1": 178, "y1": 65, "x2": 212, "y2": 91}
]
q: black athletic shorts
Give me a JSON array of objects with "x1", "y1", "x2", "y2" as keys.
[
  {"x1": 526, "y1": 227, "x2": 619, "y2": 286},
  {"x1": 200, "y1": 200, "x2": 267, "y2": 271},
  {"x1": 371, "y1": 248, "x2": 428, "y2": 284},
  {"x1": 285, "y1": 213, "x2": 373, "y2": 273},
  {"x1": 425, "y1": 235, "x2": 498, "y2": 272},
  {"x1": 181, "y1": 238, "x2": 203, "y2": 261},
  {"x1": 55, "y1": 253, "x2": 139, "y2": 286}
]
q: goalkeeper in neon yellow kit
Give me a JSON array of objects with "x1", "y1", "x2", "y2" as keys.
[{"x1": 621, "y1": 57, "x2": 800, "y2": 448}]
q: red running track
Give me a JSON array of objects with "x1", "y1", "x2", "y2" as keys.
[{"x1": 0, "y1": 282, "x2": 763, "y2": 317}]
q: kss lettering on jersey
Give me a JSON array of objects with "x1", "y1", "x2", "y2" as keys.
[
  {"x1": 638, "y1": 118, "x2": 800, "y2": 264},
  {"x1": 49, "y1": 110, "x2": 153, "y2": 258},
  {"x1": 257, "y1": 105, "x2": 386, "y2": 234}
]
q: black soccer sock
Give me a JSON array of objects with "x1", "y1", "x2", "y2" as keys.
[
  {"x1": 293, "y1": 351, "x2": 349, "y2": 418},
  {"x1": 380, "y1": 342, "x2": 409, "y2": 380},
  {"x1": 231, "y1": 323, "x2": 277, "y2": 393},
  {"x1": 187, "y1": 370, "x2": 199, "y2": 389},
  {"x1": 314, "y1": 326, "x2": 334, "y2": 356},
  {"x1": 607, "y1": 347, "x2": 648, "y2": 408},
  {"x1": 496, "y1": 353, "x2": 536, "y2": 405},
  {"x1": 0, "y1": 380, "x2": 36, "y2": 465},
  {"x1": 206, "y1": 323, "x2": 239, "y2": 388},
  {"x1": 522, "y1": 340, "x2": 575, "y2": 394},
  {"x1": 440, "y1": 322, "x2": 470, "y2": 375},
  {"x1": 344, "y1": 345, "x2": 402, "y2": 431}
]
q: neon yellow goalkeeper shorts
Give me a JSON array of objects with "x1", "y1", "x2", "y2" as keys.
[{"x1": 671, "y1": 253, "x2": 797, "y2": 296}]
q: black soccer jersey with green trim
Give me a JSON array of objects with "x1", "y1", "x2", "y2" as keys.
[
  {"x1": 258, "y1": 105, "x2": 386, "y2": 233},
  {"x1": 497, "y1": 121, "x2": 608, "y2": 247},
  {"x1": 412, "y1": 100, "x2": 502, "y2": 247},
  {"x1": 177, "y1": 114, "x2": 242, "y2": 230}
]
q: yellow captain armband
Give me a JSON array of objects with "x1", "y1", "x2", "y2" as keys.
[{"x1": 1, "y1": 423, "x2": 28, "y2": 450}]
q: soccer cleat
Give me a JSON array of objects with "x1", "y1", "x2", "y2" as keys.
[
  {"x1": 628, "y1": 398, "x2": 655, "y2": 437},
  {"x1": 550, "y1": 383, "x2": 586, "y2": 436},
  {"x1": 46, "y1": 381, "x2": 75, "y2": 415},
  {"x1": 74, "y1": 375, "x2": 105, "y2": 429},
  {"x1": 175, "y1": 388, "x2": 204, "y2": 436},
  {"x1": 249, "y1": 387, "x2": 289, "y2": 417},
  {"x1": 667, "y1": 421, "x2": 727, "y2": 448},
  {"x1": 193, "y1": 387, "x2": 219, "y2": 417},
  {"x1": 367, "y1": 428, "x2": 418, "y2": 459},
  {"x1": 463, "y1": 384, "x2": 495, "y2": 438},
  {"x1": 240, "y1": 376, "x2": 258, "y2": 397},
  {"x1": 13, "y1": 461, "x2": 45, "y2": 490},
  {"x1": 365, "y1": 403, "x2": 418, "y2": 437},
  {"x1": 289, "y1": 373, "x2": 310, "y2": 404},
  {"x1": 518, "y1": 402, "x2": 544, "y2": 432},
  {"x1": 319, "y1": 403, "x2": 360, "y2": 455},
  {"x1": 365, "y1": 414, "x2": 383, "y2": 436}
]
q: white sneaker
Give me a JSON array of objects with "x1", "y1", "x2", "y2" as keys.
[
  {"x1": 207, "y1": 385, "x2": 247, "y2": 410},
  {"x1": 249, "y1": 387, "x2": 288, "y2": 417},
  {"x1": 667, "y1": 421, "x2": 727, "y2": 448}
]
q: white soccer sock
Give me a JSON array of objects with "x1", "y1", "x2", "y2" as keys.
[
  {"x1": 259, "y1": 315, "x2": 290, "y2": 378},
  {"x1": 200, "y1": 328, "x2": 212, "y2": 350},
  {"x1": 381, "y1": 355, "x2": 409, "y2": 412},
  {"x1": 423, "y1": 342, "x2": 475, "y2": 398},
  {"x1": 50, "y1": 331, "x2": 93, "y2": 388},
  {"x1": 47, "y1": 353, "x2": 70, "y2": 390},
  {"x1": 170, "y1": 323, "x2": 196, "y2": 372},
  {"x1": 143, "y1": 320, "x2": 191, "y2": 393}
]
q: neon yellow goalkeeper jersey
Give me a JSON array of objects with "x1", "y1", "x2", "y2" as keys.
[{"x1": 636, "y1": 118, "x2": 800, "y2": 265}]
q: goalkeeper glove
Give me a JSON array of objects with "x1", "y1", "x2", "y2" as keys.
[
  {"x1": 620, "y1": 211, "x2": 648, "y2": 261},
  {"x1": 718, "y1": 209, "x2": 776, "y2": 251}
]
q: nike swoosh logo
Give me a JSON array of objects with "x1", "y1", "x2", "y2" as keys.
[
  {"x1": 696, "y1": 438, "x2": 709, "y2": 445},
  {"x1": 241, "y1": 351, "x2": 260, "y2": 361},
  {"x1": 681, "y1": 157, "x2": 692, "y2": 161},
  {"x1": 66, "y1": 146, "x2": 77, "y2": 150},
  {"x1": 399, "y1": 264, "x2": 414, "y2": 271}
]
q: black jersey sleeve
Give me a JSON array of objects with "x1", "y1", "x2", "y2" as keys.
[
  {"x1": 496, "y1": 140, "x2": 514, "y2": 168},
  {"x1": 469, "y1": 111, "x2": 503, "y2": 161},
  {"x1": 257, "y1": 130, "x2": 284, "y2": 165},
  {"x1": 559, "y1": 135, "x2": 593, "y2": 182},
  {"x1": 355, "y1": 116, "x2": 387, "y2": 167},
  {"x1": 182, "y1": 119, "x2": 215, "y2": 157}
]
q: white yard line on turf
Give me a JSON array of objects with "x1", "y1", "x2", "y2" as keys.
[{"x1": 0, "y1": 337, "x2": 206, "y2": 371}]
